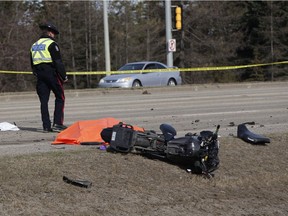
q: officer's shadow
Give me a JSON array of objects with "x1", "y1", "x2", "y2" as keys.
[{"x1": 18, "y1": 126, "x2": 44, "y2": 133}]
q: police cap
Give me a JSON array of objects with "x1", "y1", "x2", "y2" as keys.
[{"x1": 39, "y1": 22, "x2": 59, "y2": 35}]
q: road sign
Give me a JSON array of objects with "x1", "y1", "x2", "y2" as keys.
[{"x1": 168, "y1": 39, "x2": 176, "y2": 52}]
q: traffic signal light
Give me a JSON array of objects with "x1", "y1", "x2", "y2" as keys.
[{"x1": 175, "y1": 6, "x2": 182, "y2": 31}]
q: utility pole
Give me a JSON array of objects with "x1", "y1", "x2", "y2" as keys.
[
  {"x1": 165, "y1": 0, "x2": 173, "y2": 67},
  {"x1": 103, "y1": 0, "x2": 111, "y2": 72},
  {"x1": 270, "y1": 1, "x2": 274, "y2": 81}
]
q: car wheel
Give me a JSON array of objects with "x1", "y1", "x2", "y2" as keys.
[
  {"x1": 167, "y1": 78, "x2": 176, "y2": 86},
  {"x1": 132, "y1": 80, "x2": 142, "y2": 88}
]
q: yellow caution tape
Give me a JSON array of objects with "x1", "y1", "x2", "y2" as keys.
[
  {"x1": 178, "y1": 60, "x2": 288, "y2": 72},
  {"x1": 0, "y1": 61, "x2": 287, "y2": 75},
  {"x1": 0, "y1": 71, "x2": 33, "y2": 74}
]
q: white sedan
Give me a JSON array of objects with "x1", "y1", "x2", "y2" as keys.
[{"x1": 98, "y1": 61, "x2": 182, "y2": 88}]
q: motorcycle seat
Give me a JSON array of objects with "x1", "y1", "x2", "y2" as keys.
[{"x1": 237, "y1": 122, "x2": 270, "y2": 145}]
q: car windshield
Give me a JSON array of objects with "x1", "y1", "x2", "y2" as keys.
[{"x1": 118, "y1": 64, "x2": 145, "y2": 71}]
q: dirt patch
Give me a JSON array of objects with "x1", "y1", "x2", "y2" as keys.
[{"x1": 0, "y1": 133, "x2": 287, "y2": 215}]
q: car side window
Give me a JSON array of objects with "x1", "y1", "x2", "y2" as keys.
[
  {"x1": 155, "y1": 63, "x2": 166, "y2": 69},
  {"x1": 145, "y1": 64, "x2": 157, "y2": 69},
  {"x1": 144, "y1": 64, "x2": 157, "y2": 73}
]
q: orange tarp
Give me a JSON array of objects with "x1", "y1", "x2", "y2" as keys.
[{"x1": 52, "y1": 117, "x2": 144, "y2": 145}]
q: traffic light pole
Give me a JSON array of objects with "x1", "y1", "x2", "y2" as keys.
[
  {"x1": 165, "y1": 0, "x2": 173, "y2": 67},
  {"x1": 103, "y1": 0, "x2": 111, "y2": 73}
]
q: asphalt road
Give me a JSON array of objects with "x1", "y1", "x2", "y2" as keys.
[{"x1": 0, "y1": 82, "x2": 287, "y2": 155}]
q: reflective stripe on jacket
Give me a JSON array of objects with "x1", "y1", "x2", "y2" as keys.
[{"x1": 31, "y1": 38, "x2": 54, "y2": 65}]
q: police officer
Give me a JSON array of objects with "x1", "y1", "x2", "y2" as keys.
[{"x1": 30, "y1": 21, "x2": 68, "y2": 132}]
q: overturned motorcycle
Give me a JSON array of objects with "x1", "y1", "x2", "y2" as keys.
[{"x1": 101, "y1": 123, "x2": 220, "y2": 178}]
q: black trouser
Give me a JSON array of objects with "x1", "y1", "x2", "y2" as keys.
[{"x1": 36, "y1": 65, "x2": 65, "y2": 129}]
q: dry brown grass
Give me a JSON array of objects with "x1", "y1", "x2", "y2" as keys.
[{"x1": 0, "y1": 133, "x2": 288, "y2": 216}]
